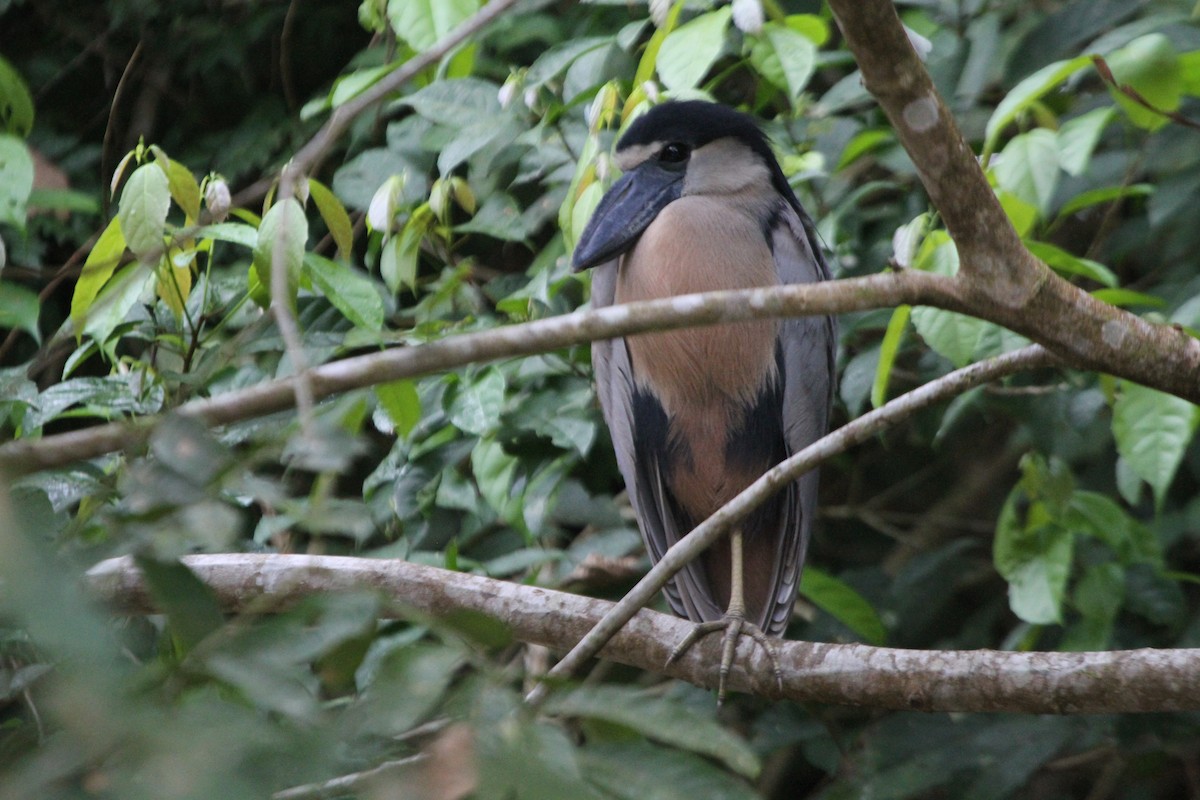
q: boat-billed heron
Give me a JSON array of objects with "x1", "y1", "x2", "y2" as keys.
[{"x1": 573, "y1": 101, "x2": 835, "y2": 701}]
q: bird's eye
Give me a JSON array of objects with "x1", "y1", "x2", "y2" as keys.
[{"x1": 659, "y1": 142, "x2": 690, "y2": 163}]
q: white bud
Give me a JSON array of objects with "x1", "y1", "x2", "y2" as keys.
[
  {"x1": 523, "y1": 86, "x2": 539, "y2": 110},
  {"x1": 731, "y1": 0, "x2": 764, "y2": 34},
  {"x1": 367, "y1": 174, "x2": 405, "y2": 233},
  {"x1": 204, "y1": 177, "x2": 231, "y2": 223},
  {"x1": 649, "y1": 0, "x2": 671, "y2": 27},
  {"x1": 0, "y1": 233, "x2": 6, "y2": 272},
  {"x1": 496, "y1": 79, "x2": 516, "y2": 109}
]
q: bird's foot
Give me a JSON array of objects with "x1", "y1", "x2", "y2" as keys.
[{"x1": 665, "y1": 613, "x2": 782, "y2": 705}]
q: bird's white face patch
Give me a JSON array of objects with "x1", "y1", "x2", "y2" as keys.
[{"x1": 615, "y1": 143, "x2": 661, "y2": 172}]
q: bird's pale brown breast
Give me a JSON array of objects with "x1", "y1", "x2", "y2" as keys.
[{"x1": 616, "y1": 196, "x2": 780, "y2": 521}]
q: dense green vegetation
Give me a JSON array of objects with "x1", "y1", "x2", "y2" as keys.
[{"x1": 1, "y1": 0, "x2": 1199, "y2": 797}]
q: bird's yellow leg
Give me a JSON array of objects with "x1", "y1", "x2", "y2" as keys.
[{"x1": 666, "y1": 530, "x2": 783, "y2": 704}]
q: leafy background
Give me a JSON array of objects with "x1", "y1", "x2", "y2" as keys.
[{"x1": 2, "y1": 0, "x2": 1200, "y2": 797}]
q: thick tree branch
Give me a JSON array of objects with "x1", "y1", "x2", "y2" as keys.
[
  {"x1": 85, "y1": 553, "x2": 1200, "y2": 714},
  {"x1": 0, "y1": 272, "x2": 955, "y2": 476},
  {"x1": 827, "y1": 0, "x2": 1200, "y2": 403}
]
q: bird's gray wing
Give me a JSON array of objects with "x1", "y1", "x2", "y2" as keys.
[
  {"x1": 589, "y1": 260, "x2": 720, "y2": 622},
  {"x1": 759, "y1": 200, "x2": 836, "y2": 635}
]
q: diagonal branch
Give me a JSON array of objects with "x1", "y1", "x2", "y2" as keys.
[
  {"x1": 525, "y1": 344, "x2": 1058, "y2": 706},
  {"x1": 85, "y1": 551, "x2": 1200, "y2": 713}
]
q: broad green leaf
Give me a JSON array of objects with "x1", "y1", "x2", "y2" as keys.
[
  {"x1": 135, "y1": 556, "x2": 224, "y2": 653},
  {"x1": 1112, "y1": 381, "x2": 1200, "y2": 508},
  {"x1": 252, "y1": 198, "x2": 308, "y2": 305},
  {"x1": 381, "y1": 204, "x2": 432, "y2": 292},
  {"x1": 911, "y1": 307, "x2": 988, "y2": 367},
  {"x1": 994, "y1": 489, "x2": 1073, "y2": 624},
  {"x1": 871, "y1": 305, "x2": 909, "y2": 407},
  {"x1": 356, "y1": 642, "x2": 463, "y2": 736},
  {"x1": 387, "y1": 0, "x2": 479, "y2": 51},
  {"x1": 0, "y1": 280, "x2": 39, "y2": 342},
  {"x1": 307, "y1": 178, "x2": 354, "y2": 259},
  {"x1": 983, "y1": 55, "x2": 1091, "y2": 156},
  {"x1": 579, "y1": 741, "x2": 757, "y2": 800},
  {"x1": 470, "y1": 436, "x2": 522, "y2": 525},
  {"x1": 996, "y1": 189, "x2": 1038, "y2": 237},
  {"x1": 656, "y1": 7, "x2": 732, "y2": 92},
  {"x1": 993, "y1": 129, "x2": 1059, "y2": 218},
  {"x1": 1056, "y1": 107, "x2": 1116, "y2": 176},
  {"x1": 80, "y1": 262, "x2": 156, "y2": 352},
  {"x1": 548, "y1": 686, "x2": 760, "y2": 778},
  {"x1": 118, "y1": 162, "x2": 171, "y2": 257},
  {"x1": 303, "y1": 253, "x2": 384, "y2": 330},
  {"x1": 0, "y1": 55, "x2": 35, "y2": 136},
  {"x1": 1106, "y1": 34, "x2": 1182, "y2": 131},
  {"x1": 836, "y1": 128, "x2": 894, "y2": 170},
  {"x1": 153, "y1": 150, "x2": 201, "y2": 221},
  {"x1": 800, "y1": 567, "x2": 887, "y2": 645},
  {"x1": 201, "y1": 221, "x2": 259, "y2": 248},
  {"x1": 994, "y1": 455, "x2": 1076, "y2": 625},
  {"x1": 70, "y1": 216, "x2": 127, "y2": 334},
  {"x1": 1025, "y1": 240, "x2": 1117, "y2": 287},
  {"x1": 375, "y1": 379, "x2": 421, "y2": 437},
  {"x1": 396, "y1": 77, "x2": 500, "y2": 127},
  {"x1": 449, "y1": 367, "x2": 506, "y2": 435},
  {"x1": 1062, "y1": 563, "x2": 1124, "y2": 651},
  {"x1": 749, "y1": 23, "x2": 817, "y2": 104},
  {"x1": 328, "y1": 63, "x2": 395, "y2": 110},
  {"x1": 0, "y1": 133, "x2": 33, "y2": 228},
  {"x1": 784, "y1": 13, "x2": 829, "y2": 46},
  {"x1": 1066, "y1": 490, "x2": 1161, "y2": 565}
]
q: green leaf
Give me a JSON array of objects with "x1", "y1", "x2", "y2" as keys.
[
  {"x1": 547, "y1": 685, "x2": 760, "y2": 778},
  {"x1": 0, "y1": 133, "x2": 33, "y2": 228},
  {"x1": 307, "y1": 178, "x2": 354, "y2": 259},
  {"x1": 252, "y1": 198, "x2": 308, "y2": 305},
  {"x1": 356, "y1": 642, "x2": 463, "y2": 736},
  {"x1": 450, "y1": 368, "x2": 506, "y2": 435},
  {"x1": 396, "y1": 77, "x2": 500, "y2": 127},
  {"x1": 387, "y1": 0, "x2": 480, "y2": 51},
  {"x1": 80, "y1": 262, "x2": 156, "y2": 352},
  {"x1": 375, "y1": 379, "x2": 421, "y2": 437},
  {"x1": 0, "y1": 55, "x2": 35, "y2": 136},
  {"x1": 70, "y1": 216, "x2": 127, "y2": 334},
  {"x1": 800, "y1": 567, "x2": 887, "y2": 645},
  {"x1": 1065, "y1": 490, "x2": 1161, "y2": 565},
  {"x1": 154, "y1": 151, "x2": 202, "y2": 222},
  {"x1": 635, "y1": 1, "x2": 685, "y2": 87},
  {"x1": 993, "y1": 129, "x2": 1059, "y2": 219},
  {"x1": 201, "y1": 221, "x2": 259, "y2": 248},
  {"x1": 134, "y1": 556, "x2": 225, "y2": 653},
  {"x1": 656, "y1": 7, "x2": 732, "y2": 92},
  {"x1": 993, "y1": 455, "x2": 1076, "y2": 625},
  {"x1": 580, "y1": 741, "x2": 757, "y2": 800},
  {"x1": 983, "y1": 55, "x2": 1091, "y2": 156},
  {"x1": 1056, "y1": 107, "x2": 1116, "y2": 177},
  {"x1": 303, "y1": 253, "x2": 384, "y2": 330},
  {"x1": 871, "y1": 305, "x2": 909, "y2": 407},
  {"x1": 749, "y1": 22, "x2": 817, "y2": 105},
  {"x1": 118, "y1": 162, "x2": 172, "y2": 257},
  {"x1": 784, "y1": 13, "x2": 829, "y2": 46},
  {"x1": 1062, "y1": 563, "x2": 1124, "y2": 650},
  {"x1": 1091, "y1": 288, "x2": 1165, "y2": 308},
  {"x1": 1025, "y1": 240, "x2": 1118, "y2": 288},
  {"x1": 381, "y1": 204, "x2": 432, "y2": 293},
  {"x1": 470, "y1": 436, "x2": 522, "y2": 527},
  {"x1": 1057, "y1": 183, "x2": 1153, "y2": 218},
  {"x1": 1112, "y1": 381, "x2": 1200, "y2": 509},
  {"x1": 0, "y1": 280, "x2": 40, "y2": 342},
  {"x1": 1106, "y1": 34, "x2": 1182, "y2": 131},
  {"x1": 836, "y1": 128, "x2": 894, "y2": 170}
]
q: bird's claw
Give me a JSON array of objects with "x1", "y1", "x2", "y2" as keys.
[{"x1": 665, "y1": 614, "x2": 783, "y2": 705}]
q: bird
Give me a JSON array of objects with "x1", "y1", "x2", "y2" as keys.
[{"x1": 572, "y1": 100, "x2": 835, "y2": 702}]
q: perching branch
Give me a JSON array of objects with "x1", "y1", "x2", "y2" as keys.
[
  {"x1": 0, "y1": 271, "x2": 955, "y2": 476},
  {"x1": 525, "y1": 345, "x2": 1058, "y2": 706},
  {"x1": 85, "y1": 552, "x2": 1200, "y2": 713}
]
